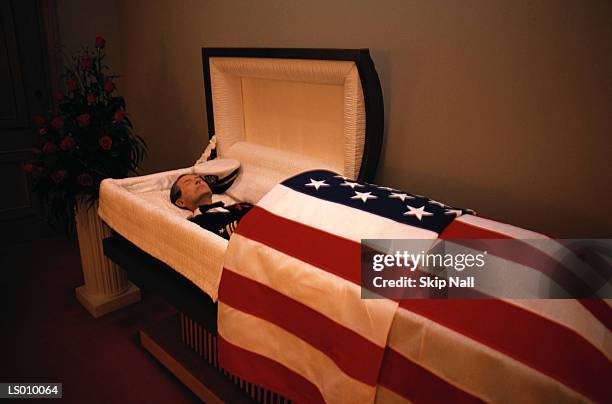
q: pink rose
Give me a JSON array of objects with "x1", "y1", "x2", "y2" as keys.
[
  {"x1": 54, "y1": 91, "x2": 65, "y2": 102},
  {"x1": 42, "y1": 141, "x2": 57, "y2": 154},
  {"x1": 95, "y1": 36, "x2": 106, "y2": 49},
  {"x1": 87, "y1": 94, "x2": 95, "y2": 105},
  {"x1": 51, "y1": 169, "x2": 66, "y2": 183},
  {"x1": 51, "y1": 117, "x2": 64, "y2": 129},
  {"x1": 103, "y1": 80, "x2": 115, "y2": 93},
  {"x1": 76, "y1": 114, "x2": 91, "y2": 127},
  {"x1": 60, "y1": 136, "x2": 76, "y2": 151},
  {"x1": 66, "y1": 79, "x2": 77, "y2": 91},
  {"x1": 34, "y1": 116, "x2": 45, "y2": 126},
  {"x1": 114, "y1": 110, "x2": 124, "y2": 122},
  {"x1": 81, "y1": 56, "x2": 93, "y2": 69},
  {"x1": 77, "y1": 173, "x2": 94, "y2": 187},
  {"x1": 39, "y1": 128, "x2": 47, "y2": 135},
  {"x1": 98, "y1": 135, "x2": 113, "y2": 150}
]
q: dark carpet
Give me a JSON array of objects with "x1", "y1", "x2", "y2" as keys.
[{"x1": 0, "y1": 236, "x2": 201, "y2": 403}]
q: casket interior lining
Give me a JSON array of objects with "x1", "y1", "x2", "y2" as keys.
[{"x1": 208, "y1": 56, "x2": 365, "y2": 180}]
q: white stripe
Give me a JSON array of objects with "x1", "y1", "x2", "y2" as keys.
[
  {"x1": 386, "y1": 308, "x2": 589, "y2": 403},
  {"x1": 375, "y1": 385, "x2": 411, "y2": 404},
  {"x1": 441, "y1": 240, "x2": 568, "y2": 299},
  {"x1": 219, "y1": 302, "x2": 375, "y2": 404},
  {"x1": 456, "y1": 215, "x2": 611, "y2": 296},
  {"x1": 224, "y1": 234, "x2": 398, "y2": 347},
  {"x1": 454, "y1": 214, "x2": 549, "y2": 240}
]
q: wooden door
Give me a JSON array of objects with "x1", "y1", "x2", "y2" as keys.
[{"x1": 0, "y1": 0, "x2": 55, "y2": 243}]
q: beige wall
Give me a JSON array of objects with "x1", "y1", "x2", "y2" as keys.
[
  {"x1": 56, "y1": 0, "x2": 123, "y2": 83},
  {"x1": 59, "y1": 0, "x2": 612, "y2": 237}
]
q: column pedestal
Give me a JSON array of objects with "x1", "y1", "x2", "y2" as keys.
[{"x1": 74, "y1": 200, "x2": 140, "y2": 318}]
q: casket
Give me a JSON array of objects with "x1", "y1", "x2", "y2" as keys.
[
  {"x1": 99, "y1": 48, "x2": 384, "y2": 301},
  {"x1": 100, "y1": 48, "x2": 610, "y2": 404}
]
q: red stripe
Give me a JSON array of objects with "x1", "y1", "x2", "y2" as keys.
[
  {"x1": 442, "y1": 220, "x2": 612, "y2": 330},
  {"x1": 439, "y1": 219, "x2": 510, "y2": 240},
  {"x1": 397, "y1": 300, "x2": 612, "y2": 402},
  {"x1": 578, "y1": 299, "x2": 612, "y2": 331},
  {"x1": 218, "y1": 335, "x2": 325, "y2": 404},
  {"x1": 219, "y1": 268, "x2": 384, "y2": 385},
  {"x1": 379, "y1": 347, "x2": 483, "y2": 404},
  {"x1": 236, "y1": 205, "x2": 361, "y2": 285}
]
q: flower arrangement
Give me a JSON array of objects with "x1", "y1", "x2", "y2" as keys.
[{"x1": 25, "y1": 36, "x2": 147, "y2": 233}]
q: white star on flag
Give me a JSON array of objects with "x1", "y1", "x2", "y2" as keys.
[
  {"x1": 340, "y1": 181, "x2": 365, "y2": 189},
  {"x1": 403, "y1": 205, "x2": 434, "y2": 220},
  {"x1": 388, "y1": 193, "x2": 415, "y2": 202},
  {"x1": 333, "y1": 175, "x2": 350, "y2": 180},
  {"x1": 305, "y1": 179, "x2": 330, "y2": 190},
  {"x1": 428, "y1": 199, "x2": 448, "y2": 208},
  {"x1": 377, "y1": 186, "x2": 397, "y2": 191},
  {"x1": 444, "y1": 209, "x2": 463, "y2": 217},
  {"x1": 351, "y1": 191, "x2": 378, "y2": 203}
]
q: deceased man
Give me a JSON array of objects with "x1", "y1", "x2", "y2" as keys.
[{"x1": 170, "y1": 173, "x2": 251, "y2": 240}]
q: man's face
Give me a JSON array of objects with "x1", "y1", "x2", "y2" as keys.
[{"x1": 175, "y1": 174, "x2": 212, "y2": 211}]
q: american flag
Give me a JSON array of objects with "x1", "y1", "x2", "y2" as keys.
[{"x1": 217, "y1": 170, "x2": 611, "y2": 403}]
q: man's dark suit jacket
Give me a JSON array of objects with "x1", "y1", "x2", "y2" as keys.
[{"x1": 189, "y1": 202, "x2": 253, "y2": 240}]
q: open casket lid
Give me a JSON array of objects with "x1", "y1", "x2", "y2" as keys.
[{"x1": 201, "y1": 48, "x2": 384, "y2": 201}]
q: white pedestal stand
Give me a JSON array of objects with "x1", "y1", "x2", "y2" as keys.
[{"x1": 74, "y1": 200, "x2": 140, "y2": 318}]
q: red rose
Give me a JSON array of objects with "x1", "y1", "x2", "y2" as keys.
[
  {"x1": 87, "y1": 93, "x2": 95, "y2": 105},
  {"x1": 60, "y1": 136, "x2": 76, "y2": 151},
  {"x1": 66, "y1": 79, "x2": 77, "y2": 91},
  {"x1": 77, "y1": 173, "x2": 94, "y2": 187},
  {"x1": 54, "y1": 91, "x2": 65, "y2": 102},
  {"x1": 114, "y1": 110, "x2": 124, "y2": 122},
  {"x1": 81, "y1": 57, "x2": 93, "y2": 69},
  {"x1": 98, "y1": 135, "x2": 113, "y2": 150},
  {"x1": 76, "y1": 113, "x2": 91, "y2": 127},
  {"x1": 42, "y1": 141, "x2": 57, "y2": 153},
  {"x1": 51, "y1": 117, "x2": 64, "y2": 129},
  {"x1": 51, "y1": 169, "x2": 66, "y2": 183},
  {"x1": 103, "y1": 80, "x2": 115, "y2": 93},
  {"x1": 39, "y1": 128, "x2": 47, "y2": 135},
  {"x1": 22, "y1": 163, "x2": 35, "y2": 174},
  {"x1": 34, "y1": 116, "x2": 45, "y2": 125},
  {"x1": 31, "y1": 148, "x2": 42, "y2": 156},
  {"x1": 95, "y1": 36, "x2": 106, "y2": 49}
]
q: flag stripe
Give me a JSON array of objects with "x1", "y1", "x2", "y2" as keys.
[
  {"x1": 379, "y1": 346, "x2": 484, "y2": 404},
  {"x1": 223, "y1": 234, "x2": 398, "y2": 347},
  {"x1": 440, "y1": 217, "x2": 528, "y2": 240},
  {"x1": 375, "y1": 385, "x2": 411, "y2": 404},
  {"x1": 218, "y1": 335, "x2": 325, "y2": 404},
  {"x1": 388, "y1": 307, "x2": 591, "y2": 403},
  {"x1": 457, "y1": 216, "x2": 610, "y2": 296},
  {"x1": 441, "y1": 223, "x2": 604, "y2": 298},
  {"x1": 398, "y1": 300, "x2": 612, "y2": 402},
  {"x1": 236, "y1": 205, "x2": 362, "y2": 285},
  {"x1": 502, "y1": 299, "x2": 611, "y2": 360},
  {"x1": 441, "y1": 219, "x2": 612, "y2": 330},
  {"x1": 219, "y1": 268, "x2": 385, "y2": 385},
  {"x1": 578, "y1": 299, "x2": 612, "y2": 331},
  {"x1": 218, "y1": 302, "x2": 374, "y2": 403}
]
